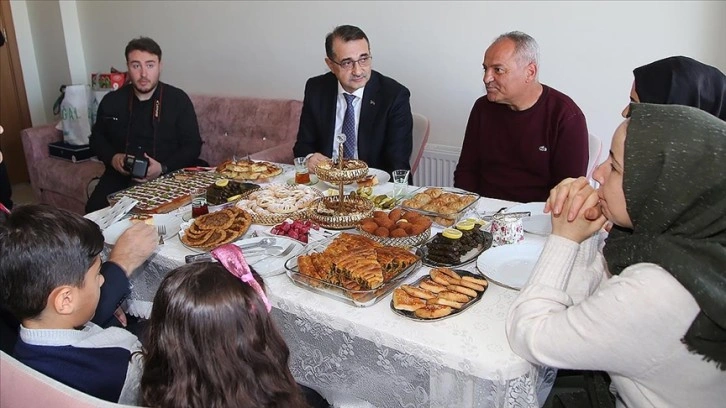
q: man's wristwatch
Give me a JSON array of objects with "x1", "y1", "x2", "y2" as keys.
[{"x1": 161, "y1": 164, "x2": 168, "y2": 175}]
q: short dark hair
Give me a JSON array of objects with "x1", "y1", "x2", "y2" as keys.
[
  {"x1": 141, "y1": 262, "x2": 307, "y2": 408},
  {"x1": 0, "y1": 205, "x2": 104, "y2": 320},
  {"x1": 325, "y1": 25, "x2": 369, "y2": 60},
  {"x1": 125, "y1": 36, "x2": 162, "y2": 62}
]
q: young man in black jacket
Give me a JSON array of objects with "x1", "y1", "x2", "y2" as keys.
[{"x1": 87, "y1": 37, "x2": 202, "y2": 213}]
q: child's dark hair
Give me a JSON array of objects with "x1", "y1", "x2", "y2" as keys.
[
  {"x1": 0, "y1": 205, "x2": 103, "y2": 320},
  {"x1": 141, "y1": 262, "x2": 308, "y2": 408}
]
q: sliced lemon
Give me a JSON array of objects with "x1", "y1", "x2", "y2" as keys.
[
  {"x1": 396, "y1": 219, "x2": 409, "y2": 224},
  {"x1": 455, "y1": 220, "x2": 475, "y2": 231},
  {"x1": 227, "y1": 194, "x2": 242, "y2": 202},
  {"x1": 215, "y1": 178, "x2": 229, "y2": 187},
  {"x1": 442, "y1": 228, "x2": 463, "y2": 239}
]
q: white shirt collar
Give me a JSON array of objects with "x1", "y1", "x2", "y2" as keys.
[{"x1": 337, "y1": 83, "x2": 365, "y2": 100}]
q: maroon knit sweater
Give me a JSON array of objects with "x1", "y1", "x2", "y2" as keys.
[{"x1": 454, "y1": 85, "x2": 588, "y2": 203}]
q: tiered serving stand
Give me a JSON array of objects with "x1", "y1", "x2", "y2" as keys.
[{"x1": 309, "y1": 138, "x2": 374, "y2": 229}]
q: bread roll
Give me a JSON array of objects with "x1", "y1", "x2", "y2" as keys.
[
  {"x1": 414, "y1": 304, "x2": 453, "y2": 319},
  {"x1": 393, "y1": 288, "x2": 426, "y2": 311},
  {"x1": 438, "y1": 290, "x2": 471, "y2": 303},
  {"x1": 401, "y1": 285, "x2": 436, "y2": 300},
  {"x1": 457, "y1": 279, "x2": 486, "y2": 292},
  {"x1": 430, "y1": 269, "x2": 461, "y2": 286},
  {"x1": 434, "y1": 267, "x2": 461, "y2": 280},
  {"x1": 427, "y1": 297, "x2": 464, "y2": 309},
  {"x1": 447, "y1": 284, "x2": 478, "y2": 298},
  {"x1": 462, "y1": 276, "x2": 488, "y2": 286},
  {"x1": 419, "y1": 279, "x2": 447, "y2": 293}
]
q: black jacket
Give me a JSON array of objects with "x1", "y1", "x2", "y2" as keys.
[
  {"x1": 293, "y1": 71, "x2": 413, "y2": 174},
  {"x1": 89, "y1": 82, "x2": 202, "y2": 173}
]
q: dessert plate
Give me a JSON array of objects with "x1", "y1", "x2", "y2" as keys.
[
  {"x1": 476, "y1": 241, "x2": 544, "y2": 290},
  {"x1": 506, "y1": 202, "x2": 551, "y2": 236},
  {"x1": 103, "y1": 214, "x2": 182, "y2": 245}
]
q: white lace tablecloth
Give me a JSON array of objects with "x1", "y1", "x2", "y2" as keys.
[{"x1": 105, "y1": 182, "x2": 554, "y2": 408}]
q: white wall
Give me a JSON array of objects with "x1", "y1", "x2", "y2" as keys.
[{"x1": 16, "y1": 1, "x2": 726, "y2": 153}]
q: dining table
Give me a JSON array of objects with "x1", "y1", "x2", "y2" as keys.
[{"x1": 95, "y1": 167, "x2": 555, "y2": 408}]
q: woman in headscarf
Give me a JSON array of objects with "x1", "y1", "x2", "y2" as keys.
[
  {"x1": 622, "y1": 56, "x2": 726, "y2": 120},
  {"x1": 506, "y1": 103, "x2": 726, "y2": 407}
]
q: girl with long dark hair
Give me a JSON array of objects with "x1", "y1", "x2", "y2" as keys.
[{"x1": 141, "y1": 245, "x2": 311, "y2": 408}]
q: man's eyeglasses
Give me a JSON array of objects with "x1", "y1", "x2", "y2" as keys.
[{"x1": 331, "y1": 55, "x2": 372, "y2": 71}]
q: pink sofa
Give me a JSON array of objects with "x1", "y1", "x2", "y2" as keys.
[{"x1": 21, "y1": 95, "x2": 302, "y2": 214}]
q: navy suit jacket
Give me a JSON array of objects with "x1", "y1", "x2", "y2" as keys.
[{"x1": 293, "y1": 70, "x2": 413, "y2": 175}]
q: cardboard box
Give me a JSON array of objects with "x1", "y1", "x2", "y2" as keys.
[
  {"x1": 91, "y1": 72, "x2": 127, "y2": 91},
  {"x1": 48, "y1": 141, "x2": 96, "y2": 163}
]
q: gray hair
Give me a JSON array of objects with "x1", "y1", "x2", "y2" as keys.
[{"x1": 494, "y1": 31, "x2": 540, "y2": 67}]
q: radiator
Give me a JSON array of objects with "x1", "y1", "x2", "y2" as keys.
[{"x1": 412, "y1": 144, "x2": 462, "y2": 187}]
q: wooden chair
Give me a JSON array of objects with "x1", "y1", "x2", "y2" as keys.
[{"x1": 410, "y1": 112, "x2": 430, "y2": 175}]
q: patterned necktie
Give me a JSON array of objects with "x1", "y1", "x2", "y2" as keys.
[{"x1": 342, "y1": 93, "x2": 357, "y2": 159}]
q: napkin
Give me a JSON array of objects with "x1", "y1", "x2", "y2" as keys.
[{"x1": 84, "y1": 196, "x2": 139, "y2": 231}]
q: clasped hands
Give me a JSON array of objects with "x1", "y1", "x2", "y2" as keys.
[
  {"x1": 544, "y1": 177, "x2": 608, "y2": 244},
  {"x1": 111, "y1": 153, "x2": 163, "y2": 182}
]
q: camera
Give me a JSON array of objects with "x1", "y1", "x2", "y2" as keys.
[{"x1": 124, "y1": 154, "x2": 149, "y2": 179}]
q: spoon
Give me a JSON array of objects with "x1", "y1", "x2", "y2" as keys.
[
  {"x1": 184, "y1": 237, "x2": 277, "y2": 263},
  {"x1": 243, "y1": 245, "x2": 284, "y2": 256},
  {"x1": 238, "y1": 237, "x2": 276, "y2": 250}
]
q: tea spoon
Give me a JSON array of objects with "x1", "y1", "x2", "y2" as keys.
[{"x1": 184, "y1": 238, "x2": 277, "y2": 263}]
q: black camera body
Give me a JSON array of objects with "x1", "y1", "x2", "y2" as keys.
[{"x1": 124, "y1": 155, "x2": 149, "y2": 179}]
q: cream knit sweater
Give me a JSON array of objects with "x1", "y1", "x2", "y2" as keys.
[{"x1": 506, "y1": 234, "x2": 726, "y2": 408}]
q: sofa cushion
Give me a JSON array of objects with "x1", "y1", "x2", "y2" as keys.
[
  {"x1": 34, "y1": 157, "x2": 104, "y2": 205},
  {"x1": 191, "y1": 96, "x2": 302, "y2": 166}
]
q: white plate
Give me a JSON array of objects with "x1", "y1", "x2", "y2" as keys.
[
  {"x1": 103, "y1": 214, "x2": 183, "y2": 245},
  {"x1": 321, "y1": 168, "x2": 391, "y2": 188},
  {"x1": 476, "y1": 241, "x2": 544, "y2": 290},
  {"x1": 236, "y1": 236, "x2": 304, "y2": 278},
  {"x1": 507, "y1": 202, "x2": 551, "y2": 236}
]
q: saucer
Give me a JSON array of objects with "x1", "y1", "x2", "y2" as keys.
[{"x1": 286, "y1": 174, "x2": 319, "y2": 186}]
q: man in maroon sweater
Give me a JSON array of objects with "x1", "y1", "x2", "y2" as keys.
[{"x1": 454, "y1": 32, "x2": 588, "y2": 203}]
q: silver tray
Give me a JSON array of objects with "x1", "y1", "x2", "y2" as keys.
[
  {"x1": 284, "y1": 236, "x2": 422, "y2": 307},
  {"x1": 417, "y1": 229, "x2": 493, "y2": 267},
  {"x1": 399, "y1": 186, "x2": 480, "y2": 227},
  {"x1": 390, "y1": 269, "x2": 488, "y2": 321}
]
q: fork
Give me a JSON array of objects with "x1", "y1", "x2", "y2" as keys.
[
  {"x1": 250, "y1": 243, "x2": 295, "y2": 266},
  {"x1": 157, "y1": 225, "x2": 166, "y2": 245}
]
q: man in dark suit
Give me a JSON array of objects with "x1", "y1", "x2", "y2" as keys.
[{"x1": 293, "y1": 25, "x2": 413, "y2": 176}]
